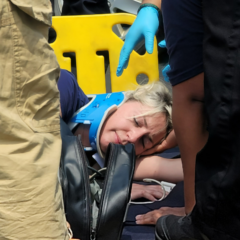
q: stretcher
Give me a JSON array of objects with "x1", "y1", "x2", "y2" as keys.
[{"x1": 50, "y1": 13, "x2": 159, "y2": 94}]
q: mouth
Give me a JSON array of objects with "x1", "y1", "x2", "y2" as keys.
[{"x1": 115, "y1": 132, "x2": 122, "y2": 145}]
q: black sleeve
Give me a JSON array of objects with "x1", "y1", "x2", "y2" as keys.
[{"x1": 62, "y1": 0, "x2": 110, "y2": 16}]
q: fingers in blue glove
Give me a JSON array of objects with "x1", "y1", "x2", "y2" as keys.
[
  {"x1": 162, "y1": 64, "x2": 171, "y2": 82},
  {"x1": 144, "y1": 31, "x2": 155, "y2": 54},
  {"x1": 116, "y1": 6, "x2": 160, "y2": 77},
  {"x1": 158, "y1": 40, "x2": 166, "y2": 48},
  {"x1": 117, "y1": 39, "x2": 135, "y2": 76}
]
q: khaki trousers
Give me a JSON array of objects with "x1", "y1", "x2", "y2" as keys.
[{"x1": 0, "y1": 0, "x2": 68, "y2": 239}]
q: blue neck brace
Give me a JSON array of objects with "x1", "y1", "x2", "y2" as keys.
[{"x1": 68, "y1": 92, "x2": 125, "y2": 157}]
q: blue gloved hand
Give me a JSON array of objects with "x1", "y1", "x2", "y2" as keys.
[
  {"x1": 158, "y1": 39, "x2": 166, "y2": 48},
  {"x1": 116, "y1": 6, "x2": 160, "y2": 77},
  {"x1": 158, "y1": 39, "x2": 171, "y2": 82},
  {"x1": 162, "y1": 64, "x2": 171, "y2": 82}
]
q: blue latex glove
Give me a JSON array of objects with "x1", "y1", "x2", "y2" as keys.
[
  {"x1": 162, "y1": 64, "x2": 171, "y2": 82},
  {"x1": 158, "y1": 39, "x2": 171, "y2": 82},
  {"x1": 116, "y1": 6, "x2": 160, "y2": 77},
  {"x1": 158, "y1": 39, "x2": 166, "y2": 48}
]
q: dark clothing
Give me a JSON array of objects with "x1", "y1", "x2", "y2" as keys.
[
  {"x1": 62, "y1": 0, "x2": 110, "y2": 16},
  {"x1": 162, "y1": 0, "x2": 203, "y2": 86},
  {"x1": 191, "y1": 1, "x2": 240, "y2": 239},
  {"x1": 58, "y1": 69, "x2": 89, "y2": 123},
  {"x1": 162, "y1": 0, "x2": 240, "y2": 238}
]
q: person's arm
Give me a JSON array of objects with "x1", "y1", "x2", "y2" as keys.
[
  {"x1": 134, "y1": 155, "x2": 183, "y2": 183},
  {"x1": 58, "y1": 69, "x2": 89, "y2": 123},
  {"x1": 135, "y1": 207, "x2": 185, "y2": 225},
  {"x1": 142, "y1": 0, "x2": 162, "y2": 8},
  {"x1": 131, "y1": 183, "x2": 165, "y2": 201}
]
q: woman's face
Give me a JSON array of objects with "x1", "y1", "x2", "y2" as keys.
[{"x1": 99, "y1": 101, "x2": 167, "y2": 156}]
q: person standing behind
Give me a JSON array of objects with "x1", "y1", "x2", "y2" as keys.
[
  {"x1": 0, "y1": 1, "x2": 69, "y2": 239},
  {"x1": 117, "y1": 0, "x2": 240, "y2": 239},
  {"x1": 117, "y1": 0, "x2": 207, "y2": 218}
]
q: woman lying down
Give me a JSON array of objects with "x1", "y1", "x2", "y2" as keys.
[{"x1": 58, "y1": 69, "x2": 185, "y2": 226}]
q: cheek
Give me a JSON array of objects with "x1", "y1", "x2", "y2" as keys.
[
  {"x1": 134, "y1": 144, "x2": 144, "y2": 156},
  {"x1": 99, "y1": 129, "x2": 115, "y2": 153}
]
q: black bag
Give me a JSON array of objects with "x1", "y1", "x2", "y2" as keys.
[{"x1": 59, "y1": 119, "x2": 136, "y2": 240}]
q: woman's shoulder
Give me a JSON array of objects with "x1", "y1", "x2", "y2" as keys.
[{"x1": 58, "y1": 69, "x2": 89, "y2": 123}]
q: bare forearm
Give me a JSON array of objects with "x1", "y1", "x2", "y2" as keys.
[
  {"x1": 134, "y1": 155, "x2": 183, "y2": 183},
  {"x1": 142, "y1": 0, "x2": 162, "y2": 9}
]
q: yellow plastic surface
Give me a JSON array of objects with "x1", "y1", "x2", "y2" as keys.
[{"x1": 50, "y1": 14, "x2": 159, "y2": 94}]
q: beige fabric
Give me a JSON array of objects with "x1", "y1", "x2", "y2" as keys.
[
  {"x1": 0, "y1": 0, "x2": 69, "y2": 239},
  {"x1": 9, "y1": 0, "x2": 52, "y2": 26}
]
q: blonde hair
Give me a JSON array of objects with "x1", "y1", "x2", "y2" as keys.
[{"x1": 124, "y1": 81, "x2": 173, "y2": 136}]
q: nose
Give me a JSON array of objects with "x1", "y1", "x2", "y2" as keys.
[{"x1": 127, "y1": 128, "x2": 147, "y2": 144}]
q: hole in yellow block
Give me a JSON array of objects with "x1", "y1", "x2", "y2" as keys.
[
  {"x1": 137, "y1": 73, "x2": 149, "y2": 85},
  {"x1": 63, "y1": 52, "x2": 77, "y2": 78}
]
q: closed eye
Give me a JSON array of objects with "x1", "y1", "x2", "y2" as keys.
[
  {"x1": 134, "y1": 118, "x2": 145, "y2": 148},
  {"x1": 143, "y1": 136, "x2": 153, "y2": 149},
  {"x1": 141, "y1": 137, "x2": 145, "y2": 148},
  {"x1": 134, "y1": 117, "x2": 139, "y2": 126}
]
